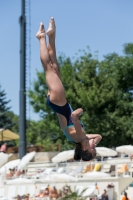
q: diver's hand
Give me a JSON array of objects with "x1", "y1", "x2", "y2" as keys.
[{"x1": 71, "y1": 108, "x2": 83, "y2": 120}]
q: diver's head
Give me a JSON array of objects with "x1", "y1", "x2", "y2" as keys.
[{"x1": 74, "y1": 139, "x2": 96, "y2": 161}]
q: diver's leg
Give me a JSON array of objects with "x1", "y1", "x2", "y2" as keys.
[
  {"x1": 46, "y1": 17, "x2": 61, "y2": 78},
  {"x1": 36, "y1": 22, "x2": 66, "y2": 105}
]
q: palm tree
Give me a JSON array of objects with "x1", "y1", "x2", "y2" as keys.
[{"x1": 60, "y1": 185, "x2": 91, "y2": 200}]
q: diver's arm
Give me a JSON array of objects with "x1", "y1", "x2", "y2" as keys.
[
  {"x1": 86, "y1": 134, "x2": 102, "y2": 145},
  {"x1": 71, "y1": 108, "x2": 83, "y2": 117},
  {"x1": 70, "y1": 108, "x2": 86, "y2": 143}
]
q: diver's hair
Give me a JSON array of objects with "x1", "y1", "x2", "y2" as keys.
[
  {"x1": 74, "y1": 143, "x2": 95, "y2": 161},
  {"x1": 124, "y1": 192, "x2": 128, "y2": 200}
]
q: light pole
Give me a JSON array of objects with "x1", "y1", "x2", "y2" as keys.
[{"x1": 19, "y1": 0, "x2": 26, "y2": 158}]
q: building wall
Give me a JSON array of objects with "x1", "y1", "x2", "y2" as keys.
[
  {"x1": 119, "y1": 178, "x2": 133, "y2": 200},
  {"x1": 4, "y1": 178, "x2": 120, "y2": 200}
]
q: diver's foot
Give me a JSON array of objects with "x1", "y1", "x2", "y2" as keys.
[
  {"x1": 46, "y1": 17, "x2": 56, "y2": 37},
  {"x1": 36, "y1": 22, "x2": 46, "y2": 39}
]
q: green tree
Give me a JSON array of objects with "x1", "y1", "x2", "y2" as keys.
[
  {"x1": 123, "y1": 43, "x2": 133, "y2": 56},
  {"x1": 5, "y1": 111, "x2": 19, "y2": 146},
  {"x1": 29, "y1": 44, "x2": 133, "y2": 148},
  {"x1": 7, "y1": 111, "x2": 19, "y2": 133},
  {"x1": 60, "y1": 185, "x2": 90, "y2": 200},
  {"x1": 0, "y1": 85, "x2": 13, "y2": 129},
  {"x1": 95, "y1": 50, "x2": 133, "y2": 146}
]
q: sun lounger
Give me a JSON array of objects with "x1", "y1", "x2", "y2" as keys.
[
  {"x1": 118, "y1": 164, "x2": 129, "y2": 175},
  {"x1": 93, "y1": 163, "x2": 102, "y2": 172},
  {"x1": 57, "y1": 167, "x2": 64, "y2": 174},
  {"x1": 101, "y1": 164, "x2": 111, "y2": 173},
  {"x1": 84, "y1": 164, "x2": 95, "y2": 173}
]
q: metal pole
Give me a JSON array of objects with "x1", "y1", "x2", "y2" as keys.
[{"x1": 19, "y1": 0, "x2": 26, "y2": 158}]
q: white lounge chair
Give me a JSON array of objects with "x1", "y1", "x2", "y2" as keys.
[
  {"x1": 70, "y1": 166, "x2": 83, "y2": 177},
  {"x1": 43, "y1": 168, "x2": 53, "y2": 175},
  {"x1": 57, "y1": 167, "x2": 64, "y2": 174},
  {"x1": 101, "y1": 164, "x2": 111, "y2": 173}
]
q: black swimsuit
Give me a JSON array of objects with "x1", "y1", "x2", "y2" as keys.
[{"x1": 47, "y1": 95, "x2": 84, "y2": 142}]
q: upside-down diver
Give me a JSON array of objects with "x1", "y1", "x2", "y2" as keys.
[{"x1": 36, "y1": 17, "x2": 102, "y2": 161}]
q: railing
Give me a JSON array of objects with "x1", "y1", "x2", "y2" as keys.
[{"x1": 2, "y1": 157, "x2": 133, "y2": 183}]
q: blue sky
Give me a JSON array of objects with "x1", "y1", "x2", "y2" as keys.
[{"x1": 0, "y1": 0, "x2": 133, "y2": 121}]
